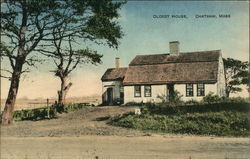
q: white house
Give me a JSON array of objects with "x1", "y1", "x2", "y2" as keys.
[{"x1": 101, "y1": 41, "x2": 226, "y2": 105}]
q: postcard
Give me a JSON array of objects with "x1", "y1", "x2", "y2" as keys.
[{"x1": 1, "y1": 1, "x2": 249, "y2": 159}]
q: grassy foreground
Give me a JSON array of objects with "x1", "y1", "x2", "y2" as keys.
[{"x1": 110, "y1": 101, "x2": 250, "y2": 137}]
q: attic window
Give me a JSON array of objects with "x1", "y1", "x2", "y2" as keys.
[
  {"x1": 134, "y1": 86, "x2": 141, "y2": 97},
  {"x1": 186, "y1": 84, "x2": 193, "y2": 97}
]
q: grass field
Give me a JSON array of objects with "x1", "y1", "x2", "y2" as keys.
[{"x1": 110, "y1": 102, "x2": 250, "y2": 137}]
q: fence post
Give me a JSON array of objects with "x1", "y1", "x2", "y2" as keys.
[{"x1": 47, "y1": 98, "x2": 50, "y2": 118}]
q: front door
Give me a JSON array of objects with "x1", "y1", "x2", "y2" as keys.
[
  {"x1": 107, "y1": 88, "x2": 113, "y2": 105},
  {"x1": 167, "y1": 84, "x2": 174, "y2": 101},
  {"x1": 120, "y1": 86, "x2": 124, "y2": 104}
]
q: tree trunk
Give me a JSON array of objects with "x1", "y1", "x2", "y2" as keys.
[
  {"x1": 225, "y1": 91, "x2": 230, "y2": 98},
  {"x1": 1, "y1": 57, "x2": 25, "y2": 125},
  {"x1": 58, "y1": 77, "x2": 72, "y2": 105},
  {"x1": 1, "y1": 1, "x2": 27, "y2": 125},
  {"x1": 225, "y1": 82, "x2": 230, "y2": 97}
]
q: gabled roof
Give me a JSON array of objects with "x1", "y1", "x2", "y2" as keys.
[
  {"x1": 123, "y1": 50, "x2": 221, "y2": 85},
  {"x1": 101, "y1": 67, "x2": 127, "y2": 81},
  {"x1": 123, "y1": 61, "x2": 218, "y2": 85},
  {"x1": 101, "y1": 50, "x2": 222, "y2": 85},
  {"x1": 129, "y1": 50, "x2": 220, "y2": 66}
]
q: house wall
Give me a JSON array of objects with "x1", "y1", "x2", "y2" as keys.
[
  {"x1": 175, "y1": 83, "x2": 217, "y2": 101},
  {"x1": 102, "y1": 81, "x2": 122, "y2": 104},
  {"x1": 124, "y1": 83, "x2": 218, "y2": 103},
  {"x1": 124, "y1": 85, "x2": 166, "y2": 103},
  {"x1": 217, "y1": 54, "x2": 226, "y2": 96}
]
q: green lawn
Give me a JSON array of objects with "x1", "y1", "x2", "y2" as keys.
[{"x1": 110, "y1": 102, "x2": 250, "y2": 137}]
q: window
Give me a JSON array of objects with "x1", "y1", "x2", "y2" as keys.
[
  {"x1": 186, "y1": 84, "x2": 193, "y2": 97},
  {"x1": 197, "y1": 84, "x2": 205, "y2": 96},
  {"x1": 134, "y1": 86, "x2": 141, "y2": 97},
  {"x1": 144, "y1": 85, "x2": 151, "y2": 97},
  {"x1": 120, "y1": 87, "x2": 124, "y2": 93}
]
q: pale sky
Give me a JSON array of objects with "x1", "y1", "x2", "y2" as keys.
[{"x1": 1, "y1": 1, "x2": 249, "y2": 99}]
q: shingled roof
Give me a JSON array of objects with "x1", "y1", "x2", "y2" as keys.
[
  {"x1": 129, "y1": 50, "x2": 220, "y2": 66},
  {"x1": 101, "y1": 67, "x2": 127, "y2": 81},
  {"x1": 123, "y1": 61, "x2": 218, "y2": 85},
  {"x1": 101, "y1": 50, "x2": 221, "y2": 85},
  {"x1": 123, "y1": 50, "x2": 221, "y2": 85}
]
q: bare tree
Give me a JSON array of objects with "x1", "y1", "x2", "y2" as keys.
[
  {"x1": 1, "y1": 0, "x2": 124, "y2": 124},
  {"x1": 49, "y1": 34, "x2": 102, "y2": 105}
]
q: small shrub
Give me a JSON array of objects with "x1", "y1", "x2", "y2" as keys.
[
  {"x1": 12, "y1": 106, "x2": 57, "y2": 121},
  {"x1": 170, "y1": 90, "x2": 183, "y2": 104},
  {"x1": 10, "y1": 103, "x2": 90, "y2": 121},
  {"x1": 140, "y1": 106, "x2": 151, "y2": 114},
  {"x1": 157, "y1": 94, "x2": 168, "y2": 103},
  {"x1": 202, "y1": 92, "x2": 222, "y2": 104},
  {"x1": 185, "y1": 99, "x2": 199, "y2": 105},
  {"x1": 222, "y1": 97, "x2": 249, "y2": 103},
  {"x1": 157, "y1": 91, "x2": 183, "y2": 104},
  {"x1": 63, "y1": 103, "x2": 90, "y2": 113},
  {"x1": 124, "y1": 101, "x2": 144, "y2": 106}
]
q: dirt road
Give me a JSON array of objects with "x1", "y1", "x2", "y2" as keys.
[
  {"x1": 1, "y1": 136, "x2": 249, "y2": 159},
  {"x1": 1, "y1": 106, "x2": 250, "y2": 159}
]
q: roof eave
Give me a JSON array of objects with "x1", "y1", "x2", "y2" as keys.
[
  {"x1": 123, "y1": 80, "x2": 217, "y2": 86},
  {"x1": 102, "y1": 78, "x2": 124, "y2": 82}
]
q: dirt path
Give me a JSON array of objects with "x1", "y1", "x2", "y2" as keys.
[
  {"x1": 1, "y1": 106, "x2": 143, "y2": 137},
  {"x1": 1, "y1": 106, "x2": 250, "y2": 159}
]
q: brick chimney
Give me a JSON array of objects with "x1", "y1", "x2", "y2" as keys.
[
  {"x1": 169, "y1": 41, "x2": 180, "y2": 56},
  {"x1": 115, "y1": 57, "x2": 120, "y2": 69}
]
